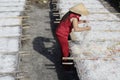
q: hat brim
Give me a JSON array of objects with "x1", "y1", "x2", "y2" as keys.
[{"x1": 69, "y1": 3, "x2": 89, "y2": 16}]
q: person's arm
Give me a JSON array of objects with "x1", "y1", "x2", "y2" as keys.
[{"x1": 71, "y1": 18, "x2": 91, "y2": 32}]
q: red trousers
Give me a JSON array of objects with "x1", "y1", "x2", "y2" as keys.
[{"x1": 56, "y1": 34, "x2": 69, "y2": 57}]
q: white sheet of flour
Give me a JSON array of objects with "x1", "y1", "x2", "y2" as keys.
[
  {"x1": 0, "y1": 76, "x2": 15, "y2": 80},
  {"x1": 0, "y1": 0, "x2": 26, "y2": 79},
  {"x1": 0, "y1": 55, "x2": 17, "y2": 73},
  {"x1": 0, "y1": 18, "x2": 22, "y2": 26},
  {"x1": 58, "y1": 0, "x2": 120, "y2": 80}
]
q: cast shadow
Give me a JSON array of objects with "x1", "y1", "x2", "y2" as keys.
[
  {"x1": 32, "y1": 37, "x2": 60, "y2": 63},
  {"x1": 99, "y1": 0, "x2": 120, "y2": 18},
  {"x1": 32, "y1": 36, "x2": 64, "y2": 80},
  {"x1": 105, "y1": 0, "x2": 120, "y2": 12},
  {"x1": 32, "y1": 36, "x2": 79, "y2": 80}
]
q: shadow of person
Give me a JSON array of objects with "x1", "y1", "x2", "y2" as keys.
[
  {"x1": 32, "y1": 37, "x2": 61, "y2": 63},
  {"x1": 32, "y1": 36, "x2": 79, "y2": 80},
  {"x1": 32, "y1": 36, "x2": 66, "y2": 80}
]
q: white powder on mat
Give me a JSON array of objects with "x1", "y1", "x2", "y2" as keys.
[
  {"x1": 0, "y1": 18, "x2": 22, "y2": 26},
  {"x1": 0, "y1": 0, "x2": 26, "y2": 79},
  {"x1": 0, "y1": 12, "x2": 20, "y2": 17},
  {"x1": 0, "y1": 27, "x2": 20, "y2": 37},
  {"x1": 0, "y1": 2, "x2": 25, "y2": 6},
  {"x1": 0, "y1": 7, "x2": 24, "y2": 12},
  {"x1": 0, "y1": 38, "x2": 19, "y2": 52},
  {"x1": 58, "y1": 0, "x2": 120, "y2": 80},
  {"x1": 0, "y1": 76, "x2": 15, "y2": 80},
  {"x1": 0, "y1": 55, "x2": 17, "y2": 73},
  {"x1": 75, "y1": 60, "x2": 120, "y2": 80},
  {"x1": 0, "y1": 0, "x2": 25, "y2": 2}
]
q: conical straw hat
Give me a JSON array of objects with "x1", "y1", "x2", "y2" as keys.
[{"x1": 69, "y1": 3, "x2": 89, "y2": 16}]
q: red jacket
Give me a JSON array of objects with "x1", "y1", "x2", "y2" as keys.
[{"x1": 56, "y1": 13, "x2": 80, "y2": 38}]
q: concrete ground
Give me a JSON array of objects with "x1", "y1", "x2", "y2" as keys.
[{"x1": 20, "y1": 3, "x2": 79, "y2": 80}]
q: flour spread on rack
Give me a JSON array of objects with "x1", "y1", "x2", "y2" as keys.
[
  {"x1": 58, "y1": 0, "x2": 120, "y2": 80},
  {"x1": 0, "y1": 0, "x2": 26, "y2": 80}
]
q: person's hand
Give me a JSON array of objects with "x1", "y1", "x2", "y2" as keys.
[
  {"x1": 83, "y1": 20, "x2": 89, "y2": 23},
  {"x1": 78, "y1": 20, "x2": 89, "y2": 24},
  {"x1": 85, "y1": 26, "x2": 91, "y2": 31}
]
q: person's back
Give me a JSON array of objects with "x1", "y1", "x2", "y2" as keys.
[{"x1": 56, "y1": 12, "x2": 80, "y2": 37}]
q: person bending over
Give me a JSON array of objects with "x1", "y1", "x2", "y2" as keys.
[{"x1": 56, "y1": 3, "x2": 91, "y2": 58}]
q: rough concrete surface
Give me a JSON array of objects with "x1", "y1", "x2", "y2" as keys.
[{"x1": 20, "y1": 4, "x2": 79, "y2": 80}]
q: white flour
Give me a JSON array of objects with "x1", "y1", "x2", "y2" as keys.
[
  {"x1": 0, "y1": 76, "x2": 14, "y2": 80},
  {"x1": 58, "y1": 0, "x2": 120, "y2": 80},
  {"x1": 0, "y1": 55, "x2": 17, "y2": 73},
  {"x1": 0, "y1": 0, "x2": 26, "y2": 79}
]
